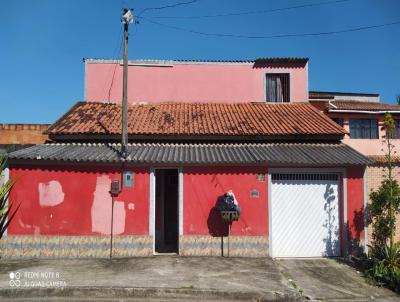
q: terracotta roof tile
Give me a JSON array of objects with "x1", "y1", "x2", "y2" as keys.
[
  {"x1": 368, "y1": 155, "x2": 400, "y2": 164},
  {"x1": 327, "y1": 101, "x2": 400, "y2": 111},
  {"x1": 46, "y1": 102, "x2": 346, "y2": 139},
  {"x1": 309, "y1": 91, "x2": 379, "y2": 99}
]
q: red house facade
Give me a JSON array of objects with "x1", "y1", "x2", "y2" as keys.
[{"x1": 2, "y1": 58, "x2": 370, "y2": 258}]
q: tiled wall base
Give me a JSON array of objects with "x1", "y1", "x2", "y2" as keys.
[
  {"x1": 179, "y1": 235, "x2": 269, "y2": 257},
  {"x1": 0, "y1": 235, "x2": 269, "y2": 258},
  {"x1": 0, "y1": 236, "x2": 153, "y2": 259}
]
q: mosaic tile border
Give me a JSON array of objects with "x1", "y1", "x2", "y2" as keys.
[
  {"x1": 179, "y1": 235, "x2": 269, "y2": 257},
  {"x1": 0, "y1": 236, "x2": 153, "y2": 259},
  {"x1": 0, "y1": 235, "x2": 269, "y2": 258}
]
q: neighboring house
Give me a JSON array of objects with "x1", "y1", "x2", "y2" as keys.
[
  {"x1": 3, "y1": 58, "x2": 370, "y2": 259},
  {"x1": 0, "y1": 123, "x2": 49, "y2": 222},
  {"x1": 309, "y1": 91, "x2": 400, "y2": 242},
  {"x1": 0, "y1": 124, "x2": 49, "y2": 154}
]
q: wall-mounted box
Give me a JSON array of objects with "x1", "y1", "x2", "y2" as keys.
[
  {"x1": 250, "y1": 189, "x2": 259, "y2": 198},
  {"x1": 111, "y1": 180, "x2": 120, "y2": 196},
  {"x1": 256, "y1": 173, "x2": 266, "y2": 182},
  {"x1": 123, "y1": 171, "x2": 134, "y2": 188}
]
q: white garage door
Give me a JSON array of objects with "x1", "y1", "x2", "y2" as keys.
[{"x1": 270, "y1": 173, "x2": 340, "y2": 257}]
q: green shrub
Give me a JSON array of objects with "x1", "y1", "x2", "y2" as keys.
[
  {"x1": 366, "y1": 243, "x2": 400, "y2": 293},
  {"x1": 366, "y1": 112, "x2": 400, "y2": 293},
  {"x1": 369, "y1": 179, "x2": 400, "y2": 246}
]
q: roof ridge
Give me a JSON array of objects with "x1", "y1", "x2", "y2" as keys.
[
  {"x1": 333, "y1": 99, "x2": 399, "y2": 106},
  {"x1": 31, "y1": 141, "x2": 346, "y2": 147},
  {"x1": 325, "y1": 100, "x2": 400, "y2": 111},
  {"x1": 84, "y1": 57, "x2": 309, "y2": 64},
  {"x1": 81, "y1": 101, "x2": 313, "y2": 106}
]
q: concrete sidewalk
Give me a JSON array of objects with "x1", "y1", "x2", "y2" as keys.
[
  {"x1": 0, "y1": 257, "x2": 299, "y2": 301},
  {"x1": 0, "y1": 257, "x2": 398, "y2": 301},
  {"x1": 276, "y1": 258, "x2": 399, "y2": 302}
]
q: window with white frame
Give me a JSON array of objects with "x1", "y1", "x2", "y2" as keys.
[{"x1": 265, "y1": 73, "x2": 290, "y2": 103}]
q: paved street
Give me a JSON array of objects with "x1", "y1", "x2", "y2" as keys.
[{"x1": 0, "y1": 256, "x2": 398, "y2": 301}]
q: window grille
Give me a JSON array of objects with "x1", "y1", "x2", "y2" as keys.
[{"x1": 271, "y1": 173, "x2": 339, "y2": 181}]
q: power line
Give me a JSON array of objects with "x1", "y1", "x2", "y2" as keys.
[
  {"x1": 100, "y1": 27, "x2": 124, "y2": 102},
  {"x1": 151, "y1": 0, "x2": 352, "y2": 19},
  {"x1": 137, "y1": 0, "x2": 200, "y2": 17},
  {"x1": 139, "y1": 17, "x2": 400, "y2": 39},
  {"x1": 104, "y1": 22, "x2": 141, "y2": 102}
]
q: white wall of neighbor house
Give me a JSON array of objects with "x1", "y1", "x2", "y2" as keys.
[{"x1": 333, "y1": 95, "x2": 380, "y2": 103}]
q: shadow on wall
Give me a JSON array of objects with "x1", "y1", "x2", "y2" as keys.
[
  {"x1": 207, "y1": 195, "x2": 228, "y2": 237},
  {"x1": 207, "y1": 195, "x2": 234, "y2": 257},
  {"x1": 348, "y1": 207, "x2": 365, "y2": 257},
  {"x1": 322, "y1": 183, "x2": 365, "y2": 257},
  {"x1": 323, "y1": 183, "x2": 340, "y2": 257}
]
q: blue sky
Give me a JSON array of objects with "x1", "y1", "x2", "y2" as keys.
[{"x1": 0, "y1": 0, "x2": 399, "y2": 123}]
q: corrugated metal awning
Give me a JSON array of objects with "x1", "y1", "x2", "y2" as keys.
[{"x1": 7, "y1": 143, "x2": 370, "y2": 166}]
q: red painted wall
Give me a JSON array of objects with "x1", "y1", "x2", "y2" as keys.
[
  {"x1": 8, "y1": 164, "x2": 365, "y2": 249},
  {"x1": 346, "y1": 167, "x2": 365, "y2": 241},
  {"x1": 183, "y1": 167, "x2": 268, "y2": 236},
  {"x1": 8, "y1": 166, "x2": 149, "y2": 236}
]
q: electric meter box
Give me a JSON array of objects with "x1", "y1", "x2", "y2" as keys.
[
  {"x1": 123, "y1": 171, "x2": 134, "y2": 188},
  {"x1": 111, "y1": 180, "x2": 120, "y2": 196}
]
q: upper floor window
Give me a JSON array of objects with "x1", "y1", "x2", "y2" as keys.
[
  {"x1": 265, "y1": 73, "x2": 290, "y2": 103},
  {"x1": 389, "y1": 120, "x2": 400, "y2": 139},
  {"x1": 349, "y1": 119, "x2": 378, "y2": 139},
  {"x1": 332, "y1": 118, "x2": 344, "y2": 128}
]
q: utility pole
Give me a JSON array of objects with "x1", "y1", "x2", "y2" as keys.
[
  {"x1": 110, "y1": 8, "x2": 134, "y2": 259},
  {"x1": 121, "y1": 8, "x2": 134, "y2": 158}
]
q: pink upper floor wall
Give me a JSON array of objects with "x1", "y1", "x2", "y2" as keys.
[
  {"x1": 329, "y1": 113, "x2": 400, "y2": 156},
  {"x1": 85, "y1": 60, "x2": 309, "y2": 103}
]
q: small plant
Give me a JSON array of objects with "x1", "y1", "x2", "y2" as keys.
[
  {"x1": 366, "y1": 243, "x2": 400, "y2": 292},
  {"x1": 0, "y1": 154, "x2": 19, "y2": 239}
]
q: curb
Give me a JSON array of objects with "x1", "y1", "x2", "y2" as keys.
[{"x1": 0, "y1": 286, "x2": 302, "y2": 301}]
